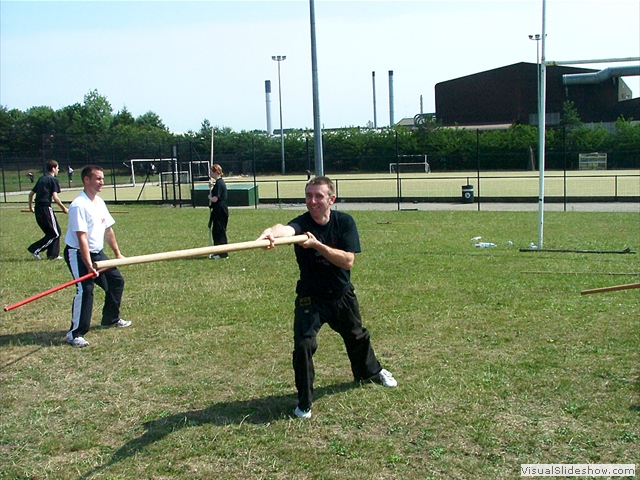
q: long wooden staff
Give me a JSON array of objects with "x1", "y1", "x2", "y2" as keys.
[
  {"x1": 93, "y1": 235, "x2": 308, "y2": 270},
  {"x1": 581, "y1": 282, "x2": 640, "y2": 295}
]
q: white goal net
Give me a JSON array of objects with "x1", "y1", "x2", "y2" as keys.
[
  {"x1": 128, "y1": 158, "x2": 212, "y2": 186},
  {"x1": 389, "y1": 155, "x2": 430, "y2": 174},
  {"x1": 128, "y1": 158, "x2": 172, "y2": 186},
  {"x1": 578, "y1": 152, "x2": 607, "y2": 170}
]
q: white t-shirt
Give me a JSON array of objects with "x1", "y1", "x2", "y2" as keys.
[{"x1": 65, "y1": 192, "x2": 115, "y2": 252}]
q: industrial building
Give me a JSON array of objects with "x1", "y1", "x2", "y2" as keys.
[{"x1": 434, "y1": 62, "x2": 640, "y2": 128}]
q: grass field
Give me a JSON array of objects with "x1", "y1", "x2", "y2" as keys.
[{"x1": 0, "y1": 205, "x2": 638, "y2": 479}]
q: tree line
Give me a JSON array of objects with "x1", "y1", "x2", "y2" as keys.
[{"x1": 1, "y1": 90, "x2": 638, "y2": 174}]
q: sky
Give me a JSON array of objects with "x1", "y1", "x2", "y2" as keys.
[{"x1": 1, "y1": 0, "x2": 639, "y2": 133}]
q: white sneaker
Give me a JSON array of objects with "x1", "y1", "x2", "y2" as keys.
[
  {"x1": 375, "y1": 369, "x2": 398, "y2": 388},
  {"x1": 103, "y1": 319, "x2": 132, "y2": 328},
  {"x1": 30, "y1": 252, "x2": 42, "y2": 260},
  {"x1": 294, "y1": 407, "x2": 312, "y2": 419},
  {"x1": 68, "y1": 335, "x2": 89, "y2": 348}
]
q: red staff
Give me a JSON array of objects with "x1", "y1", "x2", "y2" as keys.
[{"x1": 4, "y1": 269, "x2": 109, "y2": 312}]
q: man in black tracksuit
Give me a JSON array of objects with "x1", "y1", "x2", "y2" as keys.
[
  {"x1": 258, "y1": 176, "x2": 397, "y2": 419},
  {"x1": 28, "y1": 159, "x2": 68, "y2": 260}
]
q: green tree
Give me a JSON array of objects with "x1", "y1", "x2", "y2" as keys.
[
  {"x1": 561, "y1": 100, "x2": 582, "y2": 127},
  {"x1": 55, "y1": 103, "x2": 82, "y2": 134},
  {"x1": 135, "y1": 111, "x2": 168, "y2": 132},
  {"x1": 613, "y1": 116, "x2": 640, "y2": 150},
  {"x1": 612, "y1": 116, "x2": 640, "y2": 167},
  {"x1": 0, "y1": 106, "x2": 26, "y2": 153},
  {"x1": 76, "y1": 89, "x2": 113, "y2": 135},
  {"x1": 112, "y1": 107, "x2": 135, "y2": 128}
]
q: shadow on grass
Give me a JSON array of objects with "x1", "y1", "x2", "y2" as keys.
[
  {"x1": 0, "y1": 326, "x2": 141, "y2": 373},
  {"x1": 0, "y1": 325, "x2": 118, "y2": 352},
  {"x1": 0, "y1": 329, "x2": 67, "y2": 348},
  {"x1": 79, "y1": 381, "x2": 357, "y2": 479}
]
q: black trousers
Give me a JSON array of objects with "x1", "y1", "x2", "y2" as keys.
[
  {"x1": 64, "y1": 247, "x2": 125, "y2": 337},
  {"x1": 293, "y1": 287, "x2": 382, "y2": 411},
  {"x1": 209, "y1": 203, "x2": 229, "y2": 256},
  {"x1": 28, "y1": 206, "x2": 61, "y2": 259}
]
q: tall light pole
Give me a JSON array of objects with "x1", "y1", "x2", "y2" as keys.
[
  {"x1": 372, "y1": 71, "x2": 378, "y2": 129},
  {"x1": 272, "y1": 55, "x2": 286, "y2": 175},
  {"x1": 309, "y1": 0, "x2": 324, "y2": 176},
  {"x1": 388, "y1": 70, "x2": 395, "y2": 127},
  {"x1": 537, "y1": 0, "x2": 548, "y2": 249},
  {"x1": 529, "y1": 34, "x2": 541, "y2": 111}
]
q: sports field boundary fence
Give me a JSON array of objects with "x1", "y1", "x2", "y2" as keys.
[
  {"x1": 2, "y1": 129, "x2": 638, "y2": 209},
  {"x1": 3, "y1": 169, "x2": 638, "y2": 211}
]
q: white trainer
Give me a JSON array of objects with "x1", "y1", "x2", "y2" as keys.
[
  {"x1": 294, "y1": 407, "x2": 312, "y2": 419},
  {"x1": 68, "y1": 336, "x2": 89, "y2": 348},
  {"x1": 376, "y1": 369, "x2": 398, "y2": 388},
  {"x1": 103, "y1": 319, "x2": 132, "y2": 328}
]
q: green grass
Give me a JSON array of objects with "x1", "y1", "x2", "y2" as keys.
[{"x1": 1, "y1": 205, "x2": 638, "y2": 479}]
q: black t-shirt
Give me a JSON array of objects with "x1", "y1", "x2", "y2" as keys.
[
  {"x1": 210, "y1": 178, "x2": 227, "y2": 205},
  {"x1": 31, "y1": 174, "x2": 61, "y2": 207},
  {"x1": 288, "y1": 210, "x2": 361, "y2": 298}
]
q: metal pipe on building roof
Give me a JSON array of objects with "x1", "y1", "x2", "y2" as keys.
[{"x1": 563, "y1": 65, "x2": 640, "y2": 85}]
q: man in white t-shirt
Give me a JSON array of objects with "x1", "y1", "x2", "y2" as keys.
[{"x1": 63, "y1": 165, "x2": 131, "y2": 348}]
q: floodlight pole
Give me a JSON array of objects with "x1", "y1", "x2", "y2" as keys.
[
  {"x1": 528, "y1": 34, "x2": 541, "y2": 105},
  {"x1": 309, "y1": 0, "x2": 324, "y2": 176},
  {"x1": 372, "y1": 71, "x2": 378, "y2": 129},
  {"x1": 210, "y1": 127, "x2": 214, "y2": 168},
  {"x1": 272, "y1": 55, "x2": 286, "y2": 175},
  {"x1": 537, "y1": 0, "x2": 547, "y2": 249}
]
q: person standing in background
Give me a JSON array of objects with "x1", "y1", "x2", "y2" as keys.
[
  {"x1": 208, "y1": 164, "x2": 229, "y2": 259},
  {"x1": 27, "y1": 159, "x2": 68, "y2": 260}
]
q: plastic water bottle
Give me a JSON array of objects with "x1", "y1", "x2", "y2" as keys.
[{"x1": 475, "y1": 242, "x2": 497, "y2": 248}]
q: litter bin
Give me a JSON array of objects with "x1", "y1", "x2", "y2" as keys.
[{"x1": 462, "y1": 184, "x2": 474, "y2": 203}]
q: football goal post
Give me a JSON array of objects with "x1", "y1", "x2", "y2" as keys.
[
  {"x1": 129, "y1": 158, "x2": 173, "y2": 186},
  {"x1": 578, "y1": 152, "x2": 607, "y2": 170},
  {"x1": 389, "y1": 154, "x2": 431, "y2": 174}
]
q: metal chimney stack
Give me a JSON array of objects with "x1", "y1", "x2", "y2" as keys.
[
  {"x1": 388, "y1": 70, "x2": 394, "y2": 127},
  {"x1": 265, "y1": 80, "x2": 273, "y2": 136},
  {"x1": 372, "y1": 71, "x2": 378, "y2": 129}
]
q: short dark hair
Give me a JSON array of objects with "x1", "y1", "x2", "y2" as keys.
[
  {"x1": 45, "y1": 159, "x2": 59, "y2": 173},
  {"x1": 306, "y1": 176, "x2": 335, "y2": 196},
  {"x1": 81, "y1": 165, "x2": 103, "y2": 181}
]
